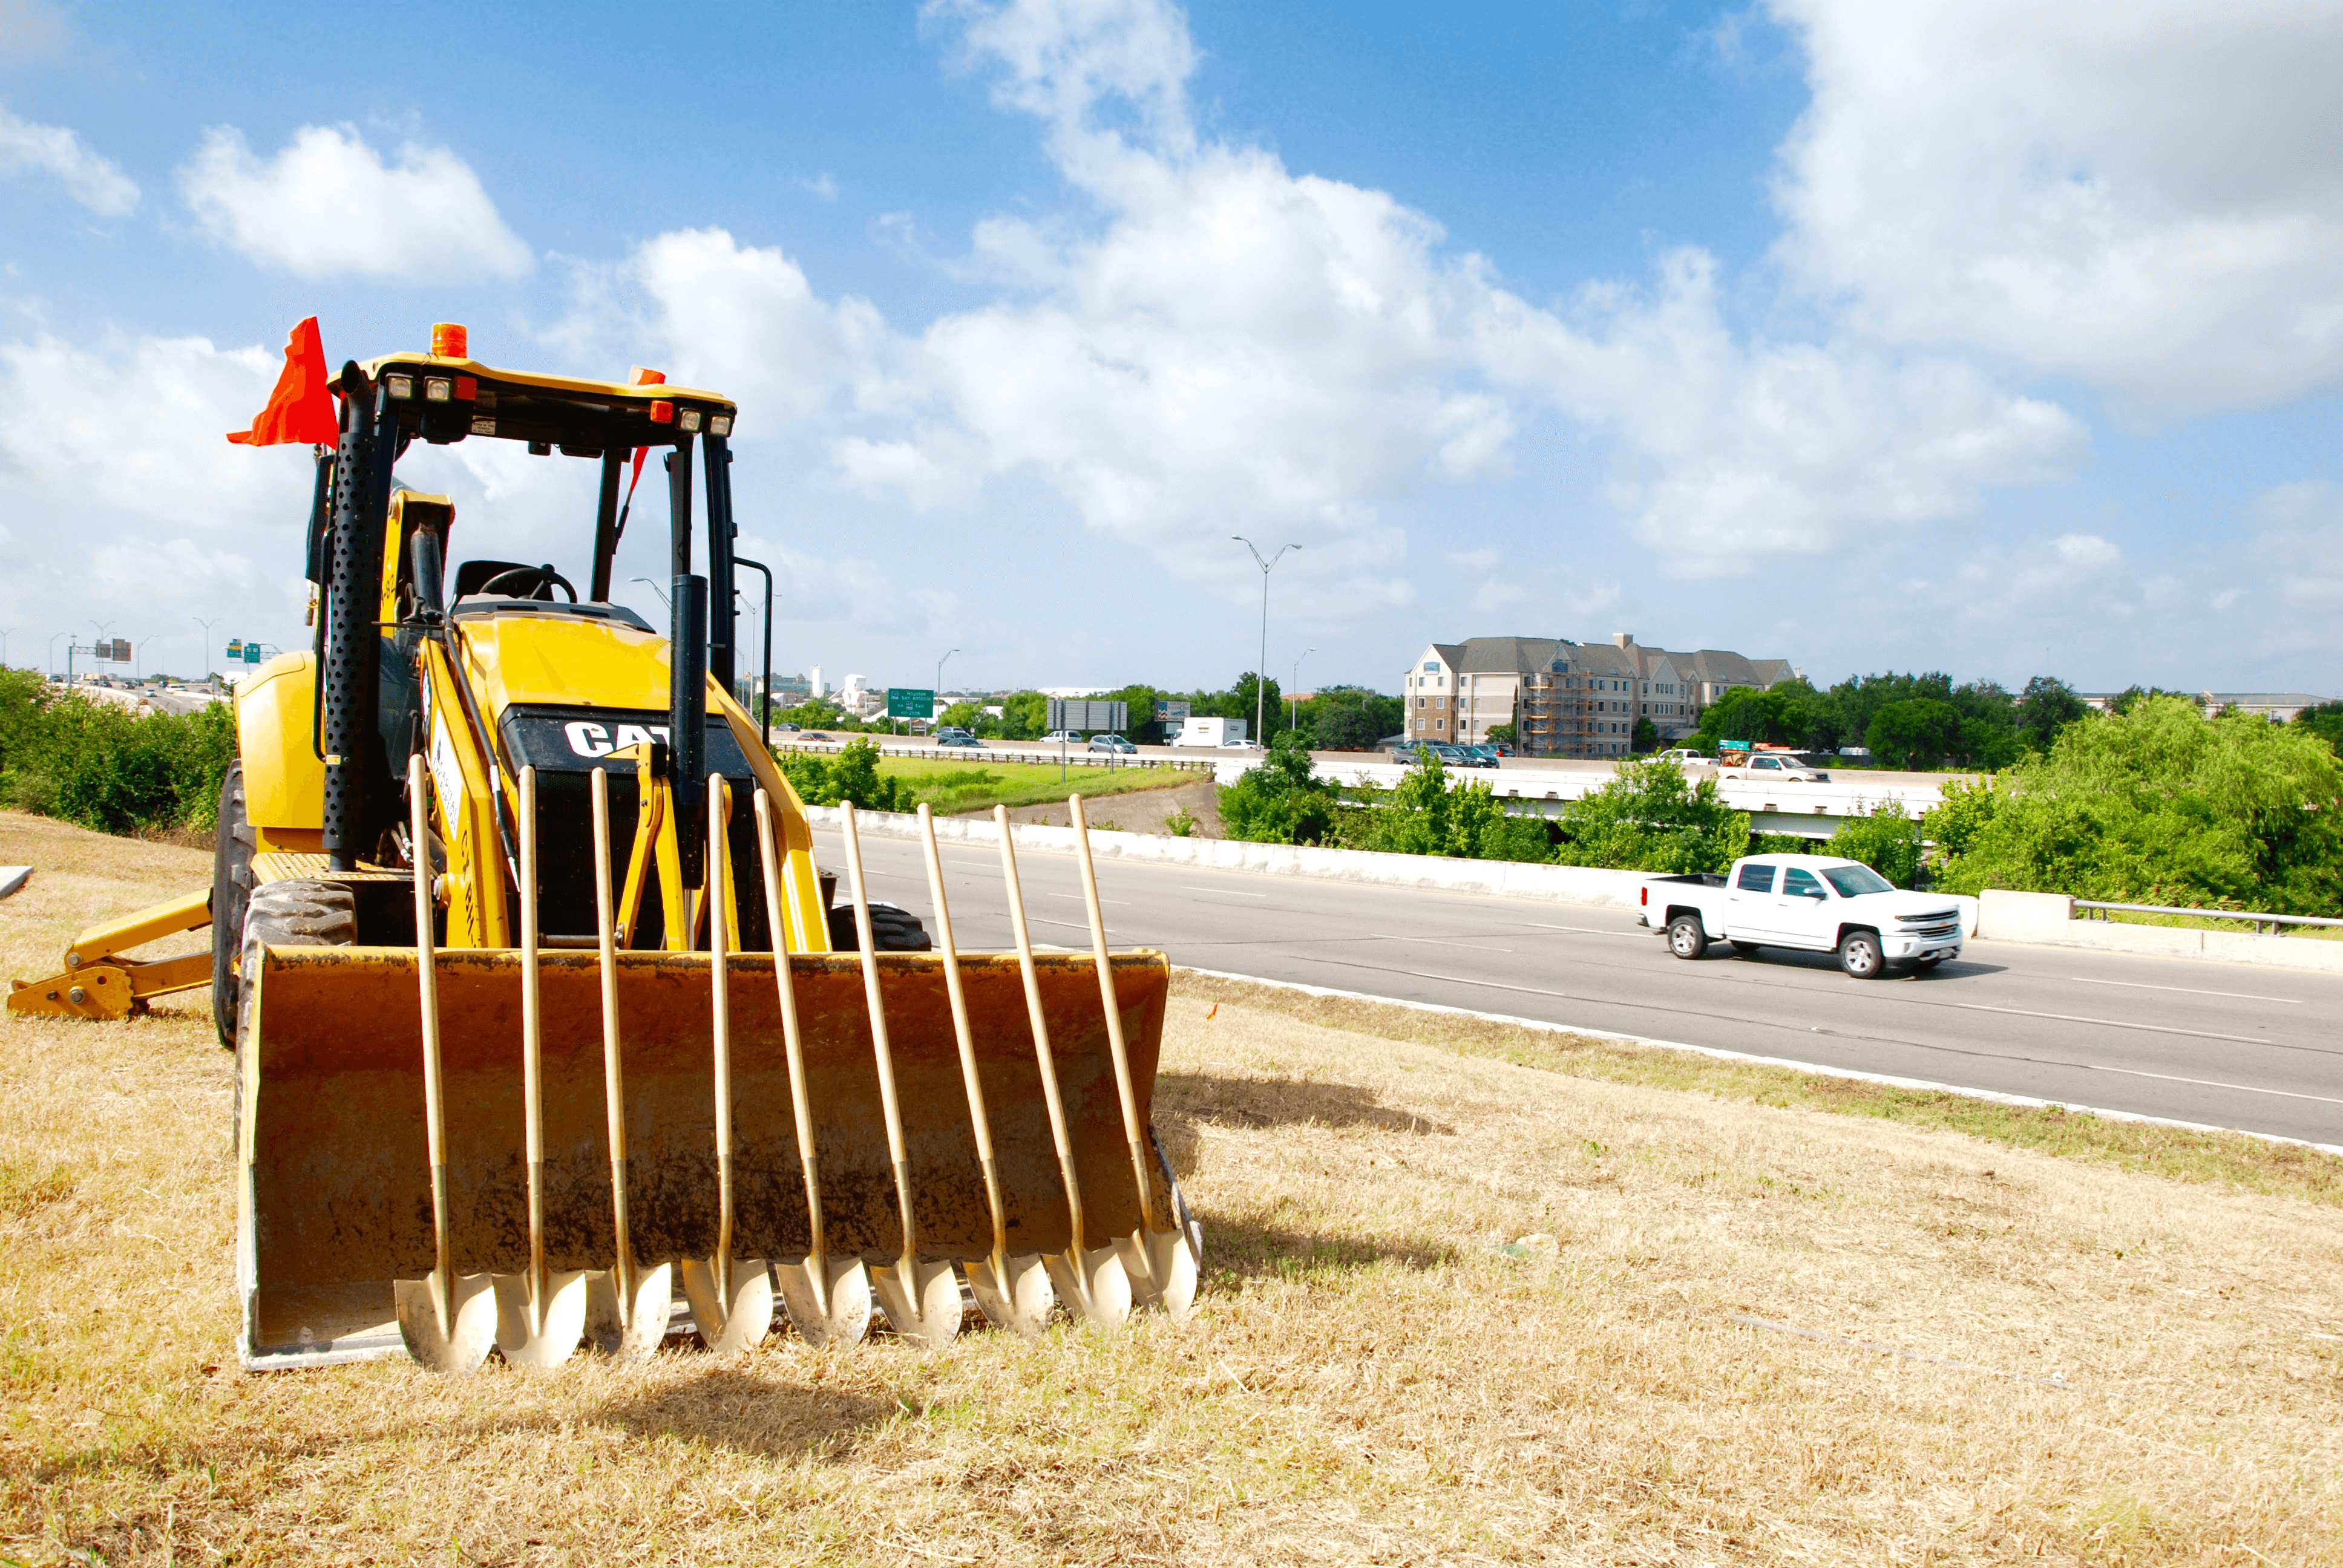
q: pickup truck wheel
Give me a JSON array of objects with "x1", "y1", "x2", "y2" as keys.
[
  {"x1": 1666, "y1": 915, "x2": 1708, "y2": 959},
  {"x1": 1838, "y1": 929, "x2": 1886, "y2": 979}
]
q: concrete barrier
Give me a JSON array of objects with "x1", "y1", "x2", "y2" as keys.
[
  {"x1": 804, "y1": 806, "x2": 1654, "y2": 908},
  {"x1": 806, "y1": 809, "x2": 2342, "y2": 975},
  {"x1": 1975, "y1": 889, "x2": 2074, "y2": 941}
]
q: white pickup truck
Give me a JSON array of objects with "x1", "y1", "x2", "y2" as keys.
[{"x1": 1639, "y1": 853, "x2": 1965, "y2": 978}]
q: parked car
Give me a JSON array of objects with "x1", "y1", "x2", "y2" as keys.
[
  {"x1": 1087, "y1": 734, "x2": 1138, "y2": 754},
  {"x1": 1640, "y1": 854, "x2": 1963, "y2": 978},
  {"x1": 1462, "y1": 744, "x2": 1504, "y2": 767}
]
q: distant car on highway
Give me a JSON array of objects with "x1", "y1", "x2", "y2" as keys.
[
  {"x1": 1720, "y1": 751, "x2": 1829, "y2": 783},
  {"x1": 935, "y1": 727, "x2": 983, "y2": 748},
  {"x1": 799, "y1": 731, "x2": 835, "y2": 743},
  {"x1": 1641, "y1": 854, "x2": 1962, "y2": 978},
  {"x1": 1040, "y1": 729, "x2": 1084, "y2": 745},
  {"x1": 1087, "y1": 734, "x2": 1137, "y2": 754},
  {"x1": 1655, "y1": 748, "x2": 1709, "y2": 767},
  {"x1": 772, "y1": 722, "x2": 801, "y2": 734}
]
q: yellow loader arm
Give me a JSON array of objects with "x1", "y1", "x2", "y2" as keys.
[{"x1": 8, "y1": 887, "x2": 213, "y2": 1020}]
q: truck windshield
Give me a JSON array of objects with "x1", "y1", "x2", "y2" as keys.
[{"x1": 1823, "y1": 864, "x2": 1893, "y2": 897}]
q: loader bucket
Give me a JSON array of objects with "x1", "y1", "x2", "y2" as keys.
[{"x1": 235, "y1": 943, "x2": 1174, "y2": 1365}]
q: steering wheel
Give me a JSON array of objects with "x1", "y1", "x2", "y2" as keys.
[{"x1": 479, "y1": 564, "x2": 577, "y2": 603}]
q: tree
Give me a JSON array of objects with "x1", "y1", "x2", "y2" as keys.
[
  {"x1": 1551, "y1": 758, "x2": 1749, "y2": 874},
  {"x1": 1299, "y1": 686, "x2": 1401, "y2": 750},
  {"x1": 2017, "y1": 675, "x2": 2089, "y2": 753},
  {"x1": 1928, "y1": 695, "x2": 2343, "y2": 913},
  {"x1": 1217, "y1": 730, "x2": 1341, "y2": 844},
  {"x1": 1692, "y1": 685, "x2": 1806, "y2": 750},
  {"x1": 1865, "y1": 698, "x2": 1964, "y2": 769},
  {"x1": 1344, "y1": 752, "x2": 1550, "y2": 861},
  {"x1": 995, "y1": 691, "x2": 1048, "y2": 739},
  {"x1": 2292, "y1": 701, "x2": 2343, "y2": 754},
  {"x1": 1631, "y1": 716, "x2": 1659, "y2": 754},
  {"x1": 1486, "y1": 722, "x2": 1517, "y2": 746}
]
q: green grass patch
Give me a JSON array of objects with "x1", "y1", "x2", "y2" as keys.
[
  {"x1": 802, "y1": 751, "x2": 1200, "y2": 817},
  {"x1": 1170, "y1": 969, "x2": 2343, "y2": 1208}
]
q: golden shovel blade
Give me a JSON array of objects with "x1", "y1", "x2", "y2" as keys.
[{"x1": 237, "y1": 944, "x2": 1174, "y2": 1362}]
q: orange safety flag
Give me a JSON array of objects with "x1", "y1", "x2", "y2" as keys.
[{"x1": 226, "y1": 317, "x2": 339, "y2": 446}]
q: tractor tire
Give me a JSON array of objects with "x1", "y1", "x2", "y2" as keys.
[
  {"x1": 232, "y1": 879, "x2": 358, "y2": 1140},
  {"x1": 209, "y1": 763, "x2": 257, "y2": 1050},
  {"x1": 826, "y1": 900, "x2": 932, "y2": 952},
  {"x1": 1665, "y1": 915, "x2": 1708, "y2": 959},
  {"x1": 1838, "y1": 927, "x2": 1886, "y2": 980}
]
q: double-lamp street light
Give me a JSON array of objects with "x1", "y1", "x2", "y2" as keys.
[{"x1": 1232, "y1": 536, "x2": 1299, "y2": 746}]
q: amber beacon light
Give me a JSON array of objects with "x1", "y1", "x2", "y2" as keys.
[{"x1": 431, "y1": 322, "x2": 470, "y2": 359}]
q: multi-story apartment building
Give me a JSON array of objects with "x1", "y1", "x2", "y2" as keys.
[{"x1": 1401, "y1": 633, "x2": 1795, "y2": 759}]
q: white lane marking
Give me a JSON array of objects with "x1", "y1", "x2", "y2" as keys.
[
  {"x1": 1955, "y1": 1002, "x2": 2268, "y2": 1045},
  {"x1": 1524, "y1": 922, "x2": 1640, "y2": 938},
  {"x1": 1047, "y1": 892, "x2": 1129, "y2": 905},
  {"x1": 1371, "y1": 933, "x2": 1513, "y2": 953},
  {"x1": 2068, "y1": 976, "x2": 2301, "y2": 1004},
  {"x1": 1029, "y1": 917, "x2": 1110, "y2": 933},
  {"x1": 1293, "y1": 960, "x2": 2343, "y2": 1108},
  {"x1": 1184, "y1": 886, "x2": 1267, "y2": 896}
]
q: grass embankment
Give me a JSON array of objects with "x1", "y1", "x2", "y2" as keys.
[
  {"x1": 5, "y1": 809, "x2": 2340, "y2": 1564},
  {"x1": 855, "y1": 753, "x2": 1199, "y2": 819}
]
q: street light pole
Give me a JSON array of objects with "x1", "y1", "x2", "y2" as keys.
[
  {"x1": 1232, "y1": 536, "x2": 1300, "y2": 747},
  {"x1": 629, "y1": 576, "x2": 671, "y2": 609},
  {"x1": 936, "y1": 647, "x2": 958, "y2": 703},
  {"x1": 192, "y1": 616, "x2": 222, "y2": 679},
  {"x1": 0, "y1": 628, "x2": 13, "y2": 669},
  {"x1": 1290, "y1": 647, "x2": 1313, "y2": 736},
  {"x1": 48, "y1": 632, "x2": 66, "y2": 679}
]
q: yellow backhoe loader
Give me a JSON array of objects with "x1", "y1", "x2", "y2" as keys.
[{"x1": 11, "y1": 326, "x2": 1199, "y2": 1371}]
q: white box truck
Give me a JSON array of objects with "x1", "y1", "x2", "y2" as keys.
[{"x1": 1172, "y1": 716, "x2": 1248, "y2": 748}]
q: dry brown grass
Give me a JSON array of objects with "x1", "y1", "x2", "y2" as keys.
[{"x1": 4, "y1": 809, "x2": 2341, "y2": 1566}]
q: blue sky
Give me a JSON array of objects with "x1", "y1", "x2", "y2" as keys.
[{"x1": 5, "y1": 0, "x2": 2341, "y2": 700}]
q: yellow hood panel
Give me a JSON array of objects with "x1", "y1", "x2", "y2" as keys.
[{"x1": 456, "y1": 613, "x2": 672, "y2": 714}]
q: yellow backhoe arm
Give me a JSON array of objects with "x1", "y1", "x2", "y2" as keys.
[{"x1": 7, "y1": 887, "x2": 214, "y2": 1020}]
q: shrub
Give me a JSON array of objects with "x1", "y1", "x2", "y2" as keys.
[
  {"x1": 1551, "y1": 757, "x2": 1748, "y2": 874},
  {"x1": 777, "y1": 739, "x2": 911, "y2": 812},
  {"x1": 1335, "y1": 753, "x2": 1553, "y2": 861},
  {"x1": 1218, "y1": 731, "x2": 1342, "y2": 844},
  {"x1": 1927, "y1": 696, "x2": 2343, "y2": 913},
  {"x1": 0, "y1": 672, "x2": 237, "y2": 836},
  {"x1": 1826, "y1": 799, "x2": 1922, "y2": 887}
]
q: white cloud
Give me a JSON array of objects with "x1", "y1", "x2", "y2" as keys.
[
  {"x1": 0, "y1": 103, "x2": 138, "y2": 214},
  {"x1": 0, "y1": 330, "x2": 304, "y2": 528},
  {"x1": 2250, "y1": 482, "x2": 2343, "y2": 617},
  {"x1": 1769, "y1": 0, "x2": 2343, "y2": 413},
  {"x1": 179, "y1": 124, "x2": 531, "y2": 281},
  {"x1": 1480, "y1": 248, "x2": 2086, "y2": 576},
  {"x1": 628, "y1": 228, "x2": 891, "y2": 430},
  {"x1": 0, "y1": 330, "x2": 323, "y2": 661}
]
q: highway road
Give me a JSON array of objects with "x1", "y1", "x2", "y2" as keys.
[{"x1": 814, "y1": 826, "x2": 2343, "y2": 1149}]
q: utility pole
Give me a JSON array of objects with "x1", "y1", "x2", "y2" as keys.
[
  {"x1": 1232, "y1": 537, "x2": 1299, "y2": 748},
  {"x1": 1290, "y1": 647, "x2": 1313, "y2": 737}
]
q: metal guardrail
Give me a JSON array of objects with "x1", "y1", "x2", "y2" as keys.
[{"x1": 2075, "y1": 900, "x2": 2343, "y2": 936}]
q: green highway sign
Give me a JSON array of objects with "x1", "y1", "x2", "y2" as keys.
[{"x1": 886, "y1": 687, "x2": 936, "y2": 720}]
